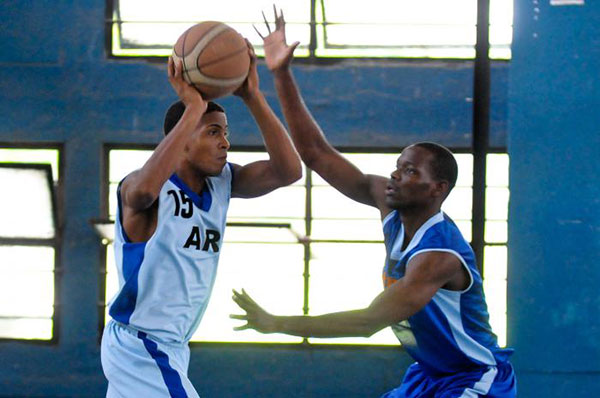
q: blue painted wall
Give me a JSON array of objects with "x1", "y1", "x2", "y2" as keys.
[
  {"x1": 0, "y1": 1, "x2": 515, "y2": 397},
  {"x1": 508, "y1": 0, "x2": 600, "y2": 396}
]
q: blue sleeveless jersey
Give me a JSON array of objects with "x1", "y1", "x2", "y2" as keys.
[
  {"x1": 108, "y1": 164, "x2": 233, "y2": 344},
  {"x1": 382, "y1": 210, "x2": 513, "y2": 375}
]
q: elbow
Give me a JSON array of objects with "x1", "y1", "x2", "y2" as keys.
[
  {"x1": 296, "y1": 141, "x2": 334, "y2": 171},
  {"x1": 361, "y1": 323, "x2": 384, "y2": 338},
  {"x1": 356, "y1": 313, "x2": 387, "y2": 338},
  {"x1": 274, "y1": 162, "x2": 303, "y2": 187},
  {"x1": 124, "y1": 186, "x2": 156, "y2": 210},
  {"x1": 359, "y1": 308, "x2": 394, "y2": 338},
  {"x1": 287, "y1": 163, "x2": 303, "y2": 184},
  {"x1": 297, "y1": 147, "x2": 320, "y2": 169},
  {"x1": 357, "y1": 329, "x2": 374, "y2": 338}
]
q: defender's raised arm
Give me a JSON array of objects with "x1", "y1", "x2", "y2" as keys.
[
  {"x1": 258, "y1": 7, "x2": 389, "y2": 215},
  {"x1": 230, "y1": 40, "x2": 302, "y2": 198}
]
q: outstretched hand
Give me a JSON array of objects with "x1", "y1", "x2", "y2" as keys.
[
  {"x1": 230, "y1": 289, "x2": 277, "y2": 333},
  {"x1": 254, "y1": 5, "x2": 300, "y2": 72}
]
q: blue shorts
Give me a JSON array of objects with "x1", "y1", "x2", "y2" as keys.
[
  {"x1": 381, "y1": 361, "x2": 516, "y2": 398},
  {"x1": 101, "y1": 320, "x2": 199, "y2": 398}
]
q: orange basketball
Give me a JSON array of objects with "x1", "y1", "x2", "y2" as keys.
[{"x1": 172, "y1": 21, "x2": 250, "y2": 100}]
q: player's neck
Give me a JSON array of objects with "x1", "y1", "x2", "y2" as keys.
[
  {"x1": 400, "y1": 207, "x2": 441, "y2": 243},
  {"x1": 175, "y1": 166, "x2": 207, "y2": 194}
]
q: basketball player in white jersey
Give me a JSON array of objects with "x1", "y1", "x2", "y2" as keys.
[
  {"x1": 231, "y1": 10, "x2": 516, "y2": 398},
  {"x1": 100, "y1": 43, "x2": 301, "y2": 397}
]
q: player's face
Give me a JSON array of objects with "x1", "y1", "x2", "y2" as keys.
[
  {"x1": 185, "y1": 111, "x2": 230, "y2": 176},
  {"x1": 385, "y1": 146, "x2": 439, "y2": 211}
]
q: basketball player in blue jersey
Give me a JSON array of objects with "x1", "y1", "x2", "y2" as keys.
[
  {"x1": 231, "y1": 9, "x2": 516, "y2": 398},
  {"x1": 100, "y1": 42, "x2": 302, "y2": 398}
]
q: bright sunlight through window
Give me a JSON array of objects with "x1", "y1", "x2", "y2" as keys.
[
  {"x1": 0, "y1": 148, "x2": 59, "y2": 340},
  {"x1": 111, "y1": 0, "x2": 512, "y2": 59}
]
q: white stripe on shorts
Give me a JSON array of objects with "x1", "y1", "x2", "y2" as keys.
[{"x1": 459, "y1": 366, "x2": 498, "y2": 398}]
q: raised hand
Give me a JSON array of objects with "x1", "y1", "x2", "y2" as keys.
[
  {"x1": 254, "y1": 5, "x2": 300, "y2": 72},
  {"x1": 233, "y1": 39, "x2": 260, "y2": 101},
  {"x1": 230, "y1": 289, "x2": 277, "y2": 333},
  {"x1": 167, "y1": 56, "x2": 207, "y2": 112}
]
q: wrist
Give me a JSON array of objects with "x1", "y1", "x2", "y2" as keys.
[
  {"x1": 182, "y1": 93, "x2": 206, "y2": 109},
  {"x1": 242, "y1": 90, "x2": 265, "y2": 106},
  {"x1": 269, "y1": 315, "x2": 282, "y2": 334},
  {"x1": 242, "y1": 90, "x2": 262, "y2": 103},
  {"x1": 175, "y1": 104, "x2": 204, "y2": 131},
  {"x1": 182, "y1": 102, "x2": 205, "y2": 118},
  {"x1": 271, "y1": 66, "x2": 292, "y2": 78}
]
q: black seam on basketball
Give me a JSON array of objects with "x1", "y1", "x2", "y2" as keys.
[
  {"x1": 196, "y1": 22, "x2": 228, "y2": 59},
  {"x1": 197, "y1": 45, "x2": 249, "y2": 71}
]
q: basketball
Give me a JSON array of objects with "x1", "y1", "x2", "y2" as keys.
[{"x1": 172, "y1": 21, "x2": 250, "y2": 100}]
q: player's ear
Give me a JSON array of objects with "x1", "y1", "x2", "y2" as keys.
[{"x1": 432, "y1": 180, "x2": 449, "y2": 198}]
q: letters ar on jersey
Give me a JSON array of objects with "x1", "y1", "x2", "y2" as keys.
[
  {"x1": 183, "y1": 227, "x2": 220, "y2": 252},
  {"x1": 167, "y1": 188, "x2": 221, "y2": 252}
]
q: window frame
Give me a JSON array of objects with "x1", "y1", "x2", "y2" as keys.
[{"x1": 0, "y1": 143, "x2": 63, "y2": 344}]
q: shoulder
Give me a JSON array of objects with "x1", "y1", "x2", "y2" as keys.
[
  {"x1": 420, "y1": 214, "x2": 470, "y2": 249},
  {"x1": 411, "y1": 222, "x2": 472, "y2": 268},
  {"x1": 204, "y1": 163, "x2": 235, "y2": 200},
  {"x1": 223, "y1": 162, "x2": 236, "y2": 183},
  {"x1": 208, "y1": 163, "x2": 235, "y2": 185},
  {"x1": 382, "y1": 210, "x2": 400, "y2": 230},
  {"x1": 405, "y1": 250, "x2": 464, "y2": 285}
]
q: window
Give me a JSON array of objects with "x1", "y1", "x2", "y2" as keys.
[
  {"x1": 103, "y1": 148, "x2": 508, "y2": 346},
  {"x1": 110, "y1": 0, "x2": 512, "y2": 59},
  {"x1": 0, "y1": 148, "x2": 60, "y2": 340},
  {"x1": 483, "y1": 153, "x2": 509, "y2": 346}
]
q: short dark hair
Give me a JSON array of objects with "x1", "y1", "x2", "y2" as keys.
[
  {"x1": 163, "y1": 100, "x2": 225, "y2": 135},
  {"x1": 412, "y1": 142, "x2": 458, "y2": 194}
]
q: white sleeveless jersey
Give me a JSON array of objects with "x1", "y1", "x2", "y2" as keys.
[{"x1": 108, "y1": 164, "x2": 233, "y2": 344}]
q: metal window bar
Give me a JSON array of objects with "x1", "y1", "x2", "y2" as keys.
[{"x1": 471, "y1": 0, "x2": 491, "y2": 274}]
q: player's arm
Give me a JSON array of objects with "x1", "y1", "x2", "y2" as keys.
[
  {"x1": 230, "y1": 41, "x2": 302, "y2": 199},
  {"x1": 119, "y1": 58, "x2": 206, "y2": 240},
  {"x1": 258, "y1": 8, "x2": 389, "y2": 213},
  {"x1": 231, "y1": 252, "x2": 465, "y2": 337},
  {"x1": 121, "y1": 57, "x2": 206, "y2": 212}
]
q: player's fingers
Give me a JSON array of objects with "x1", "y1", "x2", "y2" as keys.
[
  {"x1": 252, "y1": 24, "x2": 265, "y2": 40},
  {"x1": 233, "y1": 324, "x2": 251, "y2": 331},
  {"x1": 273, "y1": 4, "x2": 279, "y2": 25},
  {"x1": 275, "y1": 6, "x2": 284, "y2": 30},
  {"x1": 234, "y1": 295, "x2": 252, "y2": 309},
  {"x1": 167, "y1": 57, "x2": 174, "y2": 79},
  {"x1": 233, "y1": 296, "x2": 252, "y2": 311},
  {"x1": 241, "y1": 288, "x2": 251, "y2": 300},
  {"x1": 232, "y1": 298, "x2": 247, "y2": 309},
  {"x1": 289, "y1": 41, "x2": 301, "y2": 54},
  {"x1": 232, "y1": 288, "x2": 246, "y2": 300},
  {"x1": 229, "y1": 314, "x2": 247, "y2": 320},
  {"x1": 262, "y1": 11, "x2": 271, "y2": 34},
  {"x1": 174, "y1": 59, "x2": 182, "y2": 79},
  {"x1": 245, "y1": 38, "x2": 256, "y2": 53},
  {"x1": 232, "y1": 291, "x2": 252, "y2": 308},
  {"x1": 245, "y1": 39, "x2": 257, "y2": 60},
  {"x1": 280, "y1": 9, "x2": 286, "y2": 27},
  {"x1": 241, "y1": 289, "x2": 260, "y2": 306}
]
